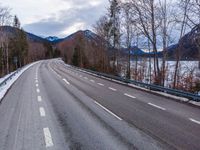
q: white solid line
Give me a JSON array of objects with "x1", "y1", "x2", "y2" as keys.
[
  {"x1": 109, "y1": 87, "x2": 117, "y2": 91},
  {"x1": 39, "y1": 107, "x2": 46, "y2": 117},
  {"x1": 63, "y1": 78, "x2": 70, "y2": 85},
  {"x1": 90, "y1": 80, "x2": 95, "y2": 83},
  {"x1": 38, "y1": 96, "x2": 42, "y2": 102},
  {"x1": 148, "y1": 103, "x2": 166, "y2": 111},
  {"x1": 55, "y1": 72, "x2": 61, "y2": 78},
  {"x1": 124, "y1": 93, "x2": 136, "y2": 99},
  {"x1": 36, "y1": 88, "x2": 40, "y2": 93},
  {"x1": 43, "y1": 128, "x2": 54, "y2": 147},
  {"x1": 98, "y1": 83, "x2": 104, "y2": 86},
  {"x1": 50, "y1": 67, "x2": 61, "y2": 78},
  {"x1": 190, "y1": 118, "x2": 200, "y2": 125},
  {"x1": 94, "y1": 101, "x2": 122, "y2": 121},
  {"x1": 84, "y1": 77, "x2": 88, "y2": 80}
]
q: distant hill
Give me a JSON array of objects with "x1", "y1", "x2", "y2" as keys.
[
  {"x1": 166, "y1": 25, "x2": 200, "y2": 60},
  {"x1": 120, "y1": 46, "x2": 147, "y2": 58}
]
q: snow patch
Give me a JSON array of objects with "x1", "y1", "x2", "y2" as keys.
[{"x1": 0, "y1": 61, "x2": 39, "y2": 101}]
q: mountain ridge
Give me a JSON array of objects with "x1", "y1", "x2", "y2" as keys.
[{"x1": 1, "y1": 25, "x2": 198, "y2": 60}]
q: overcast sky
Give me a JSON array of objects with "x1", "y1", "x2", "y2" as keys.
[{"x1": 0, "y1": 0, "x2": 108, "y2": 37}]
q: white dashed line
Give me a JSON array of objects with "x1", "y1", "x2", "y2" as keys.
[
  {"x1": 109, "y1": 87, "x2": 117, "y2": 91},
  {"x1": 38, "y1": 96, "x2": 42, "y2": 102},
  {"x1": 36, "y1": 84, "x2": 39, "y2": 87},
  {"x1": 35, "y1": 80, "x2": 38, "y2": 83},
  {"x1": 148, "y1": 103, "x2": 166, "y2": 111},
  {"x1": 43, "y1": 128, "x2": 54, "y2": 147},
  {"x1": 94, "y1": 101, "x2": 122, "y2": 121},
  {"x1": 84, "y1": 77, "x2": 88, "y2": 80},
  {"x1": 63, "y1": 78, "x2": 70, "y2": 85},
  {"x1": 124, "y1": 93, "x2": 136, "y2": 99},
  {"x1": 90, "y1": 80, "x2": 95, "y2": 83},
  {"x1": 36, "y1": 88, "x2": 40, "y2": 93},
  {"x1": 189, "y1": 118, "x2": 200, "y2": 125},
  {"x1": 39, "y1": 107, "x2": 46, "y2": 117},
  {"x1": 98, "y1": 83, "x2": 104, "y2": 86}
]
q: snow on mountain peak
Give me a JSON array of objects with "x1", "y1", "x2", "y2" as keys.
[{"x1": 46, "y1": 36, "x2": 59, "y2": 42}]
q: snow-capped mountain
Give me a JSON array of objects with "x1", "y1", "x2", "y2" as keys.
[{"x1": 46, "y1": 36, "x2": 60, "y2": 42}]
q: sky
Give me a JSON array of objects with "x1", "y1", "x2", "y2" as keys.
[{"x1": 0, "y1": 0, "x2": 108, "y2": 38}]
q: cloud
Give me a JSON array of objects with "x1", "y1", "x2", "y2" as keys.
[{"x1": 22, "y1": 0, "x2": 108, "y2": 37}]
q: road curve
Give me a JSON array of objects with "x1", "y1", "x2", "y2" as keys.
[{"x1": 0, "y1": 59, "x2": 200, "y2": 150}]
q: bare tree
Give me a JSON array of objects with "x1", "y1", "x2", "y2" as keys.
[
  {"x1": 173, "y1": 0, "x2": 190, "y2": 88},
  {"x1": 108, "y1": 0, "x2": 121, "y2": 74},
  {"x1": 130, "y1": 0, "x2": 162, "y2": 84},
  {"x1": 158, "y1": 0, "x2": 177, "y2": 86},
  {"x1": 0, "y1": 5, "x2": 11, "y2": 75},
  {"x1": 121, "y1": 2, "x2": 134, "y2": 79},
  {"x1": 186, "y1": 0, "x2": 200, "y2": 69},
  {"x1": 93, "y1": 15, "x2": 112, "y2": 72}
]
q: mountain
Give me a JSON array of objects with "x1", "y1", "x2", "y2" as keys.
[
  {"x1": 122, "y1": 46, "x2": 146, "y2": 55},
  {"x1": 166, "y1": 25, "x2": 200, "y2": 60},
  {"x1": 46, "y1": 36, "x2": 59, "y2": 42},
  {"x1": 54, "y1": 30, "x2": 110, "y2": 71},
  {"x1": 45, "y1": 36, "x2": 63, "y2": 43}
]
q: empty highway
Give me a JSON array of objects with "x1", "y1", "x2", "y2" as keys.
[{"x1": 0, "y1": 59, "x2": 200, "y2": 150}]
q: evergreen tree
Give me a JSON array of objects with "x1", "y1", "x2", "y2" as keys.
[
  {"x1": 13, "y1": 15, "x2": 20, "y2": 29},
  {"x1": 72, "y1": 47, "x2": 80, "y2": 66},
  {"x1": 44, "y1": 42, "x2": 53, "y2": 58},
  {"x1": 9, "y1": 16, "x2": 28, "y2": 69}
]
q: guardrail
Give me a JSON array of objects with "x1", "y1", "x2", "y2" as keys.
[
  {"x1": 67, "y1": 64, "x2": 200, "y2": 102},
  {"x1": 0, "y1": 68, "x2": 22, "y2": 88}
]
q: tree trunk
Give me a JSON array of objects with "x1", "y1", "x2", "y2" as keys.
[{"x1": 6, "y1": 43, "x2": 9, "y2": 74}]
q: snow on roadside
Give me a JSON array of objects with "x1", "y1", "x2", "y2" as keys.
[
  {"x1": 0, "y1": 61, "x2": 40, "y2": 101},
  {"x1": 0, "y1": 71, "x2": 17, "y2": 83}
]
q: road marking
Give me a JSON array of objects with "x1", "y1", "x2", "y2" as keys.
[
  {"x1": 43, "y1": 128, "x2": 54, "y2": 147},
  {"x1": 39, "y1": 107, "x2": 46, "y2": 117},
  {"x1": 63, "y1": 78, "x2": 70, "y2": 85},
  {"x1": 84, "y1": 77, "x2": 88, "y2": 80},
  {"x1": 190, "y1": 118, "x2": 200, "y2": 125},
  {"x1": 35, "y1": 80, "x2": 38, "y2": 83},
  {"x1": 94, "y1": 101, "x2": 122, "y2": 121},
  {"x1": 109, "y1": 87, "x2": 117, "y2": 91},
  {"x1": 50, "y1": 67, "x2": 61, "y2": 78},
  {"x1": 98, "y1": 83, "x2": 104, "y2": 86},
  {"x1": 36, "y1": 88, "x2": 40, "y2": 93},
  {"x1": 38, "y1": 96, "x2": 42, "y2": 102},
  {"x1": 148, "y1": 103, "x2": 166, "y2": 111},
  {"x1": 90, "y1": 80, "x2": 95, "y2": 83},
  {"x1": 124, "y1": 93, "x2": 136, "y2": 99},
  {"x1": 36, "y1": 84, "x2": 39, "y2": 87}
]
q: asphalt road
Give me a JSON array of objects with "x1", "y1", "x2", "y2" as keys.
[{"x1": 0, "y1": 59, "x2": 200, "y2": 150}]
